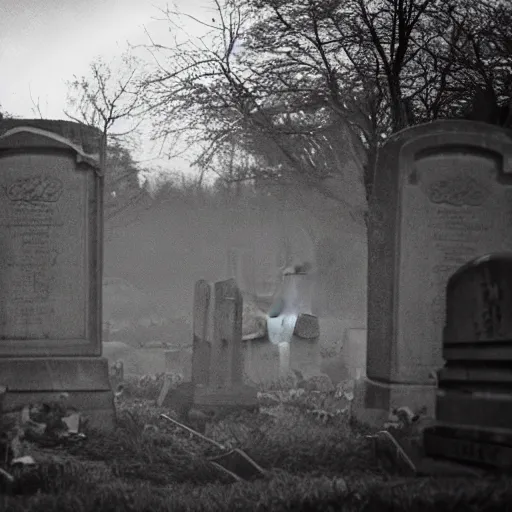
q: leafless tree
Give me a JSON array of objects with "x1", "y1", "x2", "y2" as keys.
[
  {"x1": 28, "y1": 84, "x2": 47, "y2": 120},
  {"x1": 139, "y1": 0, "x2": 512, "y2": 222},
  {"x1": 65, "y1": 54, "x2": 150, "y2": 226}
]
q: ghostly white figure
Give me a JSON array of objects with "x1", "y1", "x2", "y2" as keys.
[{"x1": 266, "y1": 263, "x2": 314, "y2": 377}]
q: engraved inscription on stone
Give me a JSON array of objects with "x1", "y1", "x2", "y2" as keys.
[
  {"x1": 428, "y1": 206, "x2": 489, "y2": 323},
  {"x1": 0, "y1": 197, "x2": 60, "y2": 337},
  {"x1": 397, "y1": 150, "x2": 509, "y2": 379},
  {"x1": 0, "y1": 153, "x2": 88, "y2": 340},
  {"x1": 424, "y1": 177, "x2": 489, "y2": 325},
  {"x1": 424, "y1": 175, "x2": 490, "y2": 207},
  {"x1": 7, "y1": 176, "x2": 63, "y2": 202}
]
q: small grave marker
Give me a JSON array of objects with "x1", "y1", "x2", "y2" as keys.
[{"x1": 424, "y1": 253, "x2": 512, "y2": 471}]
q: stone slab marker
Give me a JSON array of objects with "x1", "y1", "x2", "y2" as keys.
[
  {"x1": 191, "y1": 279, "x2": 211, "y2": 387},
  {"x1": 190, "y1": 278, "x2": 257, "y2": 411},
  {"x1": 354, "y1": 120, "x2": 512, "y2": 426},
  {"x1": 210, "y1": 279, "x2": 244, "y2": 388},
  {"x1": 0, "y1": 119, "x2": 115, "y2": 431}
]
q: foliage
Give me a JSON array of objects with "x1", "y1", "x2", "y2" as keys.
[
  {"x1": 65, "y1": 54, "x2": 146, "y2": 146},
  {"x1": 102, "y1": 142, "x2": 152, "y2": 228},
  {"x1": 65, "y1": 55, "x2": 152, "y2": 230},
  {"x1": 0, "y1": 104, "x2": 13, "y2": 120}
]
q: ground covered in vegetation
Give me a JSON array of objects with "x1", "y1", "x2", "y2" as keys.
[{"x1": 2, "y1": 375, "x2": 511, "y2": 512}]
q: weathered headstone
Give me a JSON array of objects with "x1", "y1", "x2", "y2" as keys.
[
  {"x1": 424, "y1": 253, "x2": 512, "y2": 471},
  {"x1": 191, "y1": 279, "x2": 211, "y2": 387},
  {"x1": 210, "y1": 279, "x2": 244, "y2": 388},
  {"x1": 294, "y1": 313, "x2": 320, "y2": 339},
  {"x1": 443, "y1": 253, "x2": 512, "y2": 356},
  {"x1": 354, "y1": 120, "x2": 512, "y2": 426},
  {"x1": 188, "y1": 278, "x2": 257, "y2": 413},
  {"x1": 0, "y1": 120, "x2": 115, "y2": 430}
]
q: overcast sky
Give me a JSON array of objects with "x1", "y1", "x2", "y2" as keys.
[{"x1": 0, "y1": 0, "x2": 215, "y2": 177}]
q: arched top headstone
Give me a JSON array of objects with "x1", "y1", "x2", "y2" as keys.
[
  {"x1": 0, "y1": 118, "x2": 102, "y2": 156},
  {"x1": 0, "y1": 126, "x2": 101, "y2": 172},
  {"x1": 0, "y1": 120, "x2": 103, "y2": 356},
  {"x1": 367, "y1": 119, "x2": 512, "y2": 384},
  {"x1": 444, "y1": 252, "x2": 512, "y2": 345},
  {"x1": 383, "y1": 119, "x2": 512, "y2": 148},
  {"x1": 447, "y1": 252, "x2": 512, "y2": 288}
]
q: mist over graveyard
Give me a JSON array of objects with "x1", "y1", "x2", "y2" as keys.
[
  {"x1": 103, "y1": 181, "x2": 367, "y2": 346},
  {"x1": 1, "y1": 0, "x2": 512, "y2": 509}
]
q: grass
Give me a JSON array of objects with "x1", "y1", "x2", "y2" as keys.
[{"x1": 2, "y1": 374, "x2": 512, "y2": 512}]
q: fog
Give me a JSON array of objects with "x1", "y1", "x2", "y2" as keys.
[{"x1": 102, "y1": 188, "x2": 368, "y2": 349}]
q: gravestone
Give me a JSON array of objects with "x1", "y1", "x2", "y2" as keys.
[
  {"x1": 0, "y1": 120, "x2": 115, "y2": 431},
  {"x1": 186, "y1": 278, "x2": 257, "y2": 413},
  {"x1": 424, "y1": 253, "x2": 512, "y2": 471},
  {"x1": 210, "y1": 279, "x2": 244, "y2": 388},
  {"x1": 191, "y1": 279, "x2": 211, "y2": 387},
  {"x1": 354, "y1": 120, "x2": 512, "y2": 426}
]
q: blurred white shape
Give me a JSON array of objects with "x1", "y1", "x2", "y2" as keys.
[{"x1": 267, "y1": 313, "x2": 297, "y2": 345}]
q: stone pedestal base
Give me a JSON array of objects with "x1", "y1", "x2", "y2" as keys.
[
  {"x1": 351, "y1": 376, "x2": 436, "y2": 427},
  {"x1": 0, "y1": 357, "x2": 115, "y2": 432},
  {"x1": 424, "y1": 424, "x2": 512, "y2": 470}
]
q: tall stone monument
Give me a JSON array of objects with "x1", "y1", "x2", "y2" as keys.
[
  {"x1": 353, "y1": 120, "x2": 512, "y2": 425},
  {"x1": 0, "y1": 119, "x2": 115, "y2": 431}
]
